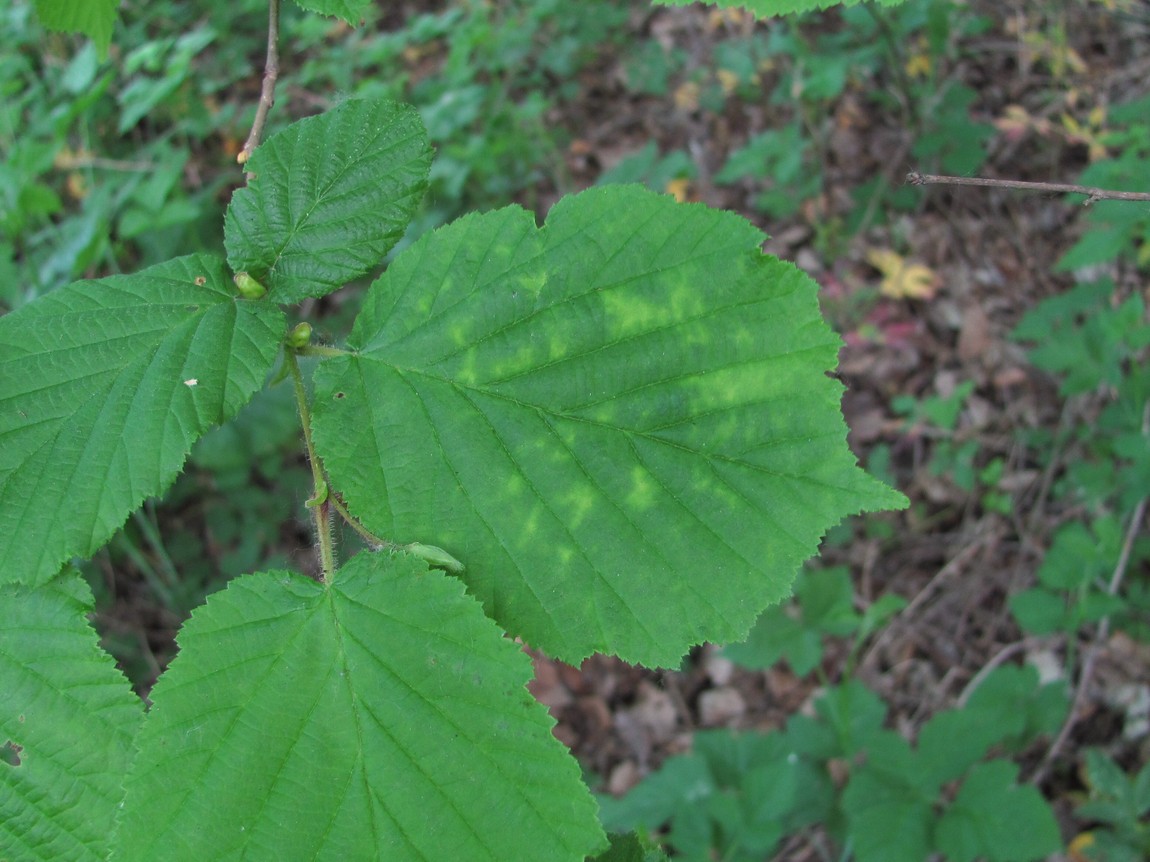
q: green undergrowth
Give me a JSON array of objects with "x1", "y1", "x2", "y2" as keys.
[{"x1": 1, "y1": 0, "x2": 629, "y2": 310}]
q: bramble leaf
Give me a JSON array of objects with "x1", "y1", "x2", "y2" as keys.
[
  {"x1": 112, "y1": 553, "x2": 604, "y2": 860},
  {"x1": 312, "y1": 186, "x2": 905, "y2": 665},
  {"x1": 935, "y1": 760, "x2": 1060, "y2": 862},
  {"x1": 32, "y1": 0, "x2": 118, "y2": 56},
  {"x1": 224, "y1": 98, "x2": 432, "y2": 304},
  {"x1": 841, "y1": 733, "x2": 935, "y2": 862},
  {"x1": 0, "y1": 254, "x2": 284, "y2": 585},
  {"x1": 0, "y1": 573, "x2": 142, "y2": 861}
]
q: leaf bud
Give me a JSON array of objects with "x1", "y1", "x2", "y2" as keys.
[
  {"x1": 404, "y1": 543, "x2": 465, "y2": 574},
  {"x1": 233, "y1": 271, "x2": 267, "y2": 299},
  {"x1": 286, "y1": 322, "x2": 313, "y2": 349}
]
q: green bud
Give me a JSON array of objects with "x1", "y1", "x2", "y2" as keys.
[
  {"x1": 233, "y1": 271, "x2": 267, "y2": 299},
  {"x1": 305, "y1": 480, "x2": 329, "y2": 509},
  {"x1": 286, "y1": 322, "x2": 313, "y2": 349},
  {"x1": 404, "y1": 543, "x2": 465, "y2": 574}
]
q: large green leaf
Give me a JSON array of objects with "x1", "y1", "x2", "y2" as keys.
[
  {"x1": 653, "y1": 0, "x2": 907, "y2": 16},
  {"x1": 311, "y1": 186, "x2": 905, "y2": 665},
  {"x1": 1, "y1": 573, "x2": 143, "y2": 861},
  {"x1": 32, "y1": 0, "x2": 118, "y2": 55},
  {"x1": 224, "y1": 98, "x2": 432, "y2": 304},
  {"x1": 289, "y1": 0, "x2": 374, "y2": 23},
  {"x1": 0, "y1": 254, "x2": 284, "y2": 586},
  {"x1": 112, "y1": 553, "x2": 604, "y2": 861}
]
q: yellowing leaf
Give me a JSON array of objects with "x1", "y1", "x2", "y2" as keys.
[
  {"x1": 673, "y1": 81, "x2": 700, "y2": 111},
  {"x1": 866, "y1": 248, "x2": 939, "y2": 299},
  {"x1": 665, "y1": 177, "x2": 691, "y2": 203},
  {"x1": 905, "y1": 53, "x2": 931, "y2": 78},
  {"x1": 1067, "y1": 832, "x2": 1094, "y2": 862}
]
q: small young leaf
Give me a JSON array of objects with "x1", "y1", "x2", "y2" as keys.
[
  {"x1": 403, "y1": 542, "x2": 465, "y2": 574},
  {"x1": 934, "y1": 760, "x2": 1060, "y2": 862},
  {"x1": 962, "y1": 665, "x2": 1068, "y2": 750},
  {"x1": 841, "y1": 733, "x2": 935, "y2": 862},
  {"x1": 312, "y1": 186, "x2": 905, "y2": 666},
  {"x1": 0, "y1": 254, "x2": 284, "y2": 585},
  {"x1": 0, "y1": 573, "x2": 143, "y2": 861},
  {"x1": 224, "y1": 98, "x2": 432, "y2": 304},
  {"x1": 112, "y1": 553, "x2": 604, "y2": 860},
  {"x1": 598, "y1": 754, "x2": 715, "y2": 836},
  {"x1": 813, "y1": 680, "x2": 888, "y2": 757}
]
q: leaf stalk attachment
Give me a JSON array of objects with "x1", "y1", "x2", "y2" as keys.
[{"x1": 326, "y1": 495, "x2": 465, "y2": 574}]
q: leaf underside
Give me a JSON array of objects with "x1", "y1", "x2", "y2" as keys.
[
  {"x1": 112, "y1": 553, "x2": 604, "y2": 861},
  {"x1": 224, "y1": 98, "x2": 433, "y2": 304},
  {"x1": 312, "y1": 185, "x2": 905, "y2": 666},
  {"x1": 0, "y1": 254, "x2": 284, "y2": 586},
  {"x1": 0, "y1": 574, "x2": 143, "y2": 862}
]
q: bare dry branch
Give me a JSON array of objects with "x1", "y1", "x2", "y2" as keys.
[
  {"x1": 907, "y1": 172, "x2": 1150, "y2": 204},
  {"x1": 238, "y1": 0, "x2": 281, "y2": 166}
]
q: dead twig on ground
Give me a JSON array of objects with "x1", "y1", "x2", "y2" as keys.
[{"x1": 859, "y1": 535, "x2": 996, "y2": 672}]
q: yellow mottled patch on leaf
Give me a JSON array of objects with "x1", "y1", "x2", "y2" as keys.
[{"x1": 866, "y1": 248, "x2": 939, "y2": 300}]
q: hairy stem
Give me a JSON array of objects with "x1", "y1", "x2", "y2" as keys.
[
  {"x1": 238, "y1": 0, "x2": 281, "y2": 165},
  {"x1": 328, "y1": 493, "x2": 386, "y2": 549},
  {"x1": 287, "y1": 350, "x2": 336, "y2": 581}
]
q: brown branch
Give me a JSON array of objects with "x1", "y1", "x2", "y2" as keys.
[
  {"x1": 907, "y1": 172, "x2": 1150, "y2": 204},
  {"x1": 238, "y1": 0, "x2": 281, "y2": 166}
]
